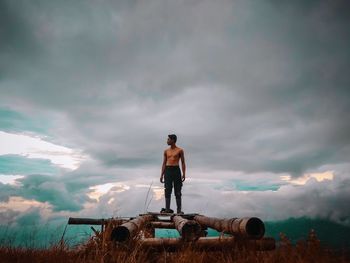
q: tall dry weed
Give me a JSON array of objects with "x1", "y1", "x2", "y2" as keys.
[{"x1": 0, "y1": 226, "x2": 349, "y2": 263}]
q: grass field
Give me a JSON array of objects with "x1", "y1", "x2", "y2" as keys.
[{"x1": 0, "y1": 225, "x2": 349, "y2": 263}]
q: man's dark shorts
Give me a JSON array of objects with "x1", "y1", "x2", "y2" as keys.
[{"x1": 164, "y1": 166, "x2": 182, "y2": 198}]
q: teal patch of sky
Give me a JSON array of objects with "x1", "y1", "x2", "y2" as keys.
[
  {"x1": 214, "y1": 180, "x2": 281, "y2": 191},
  {"x1": 0, "y1": 155, "x2": 58, "y2": 175},
  {"x1": 233, "y1": 180, "x2": 281, "y2": 191},
  {"x1": 0, "y1": 107, "x2": 49, "y2": 134}
]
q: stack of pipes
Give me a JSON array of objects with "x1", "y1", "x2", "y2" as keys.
[{"x1": 68, "y1": 213, "x2": 275, "y2": 251}]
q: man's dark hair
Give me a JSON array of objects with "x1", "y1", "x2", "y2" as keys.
[{"x1": 168, "y1": 134, "x2": 177, "y2": 143}]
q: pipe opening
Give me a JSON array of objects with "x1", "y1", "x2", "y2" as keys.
[
  {"x1": 246, "y1": 217, "x2": 265, "y2": 239},
  {"x1": 111, "y1": 226, "x2": 130, "y2": 242},
  {"x1": 182, "y1": 222, "x2": 201, "y2": 241}
]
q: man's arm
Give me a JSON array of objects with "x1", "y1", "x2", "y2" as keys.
[
  {"x1": 180, "y1": 149, "x2": 186, "y2": 182},
  {"x1": 160, "y1": 150, "x2": 167, "y2": 183}
]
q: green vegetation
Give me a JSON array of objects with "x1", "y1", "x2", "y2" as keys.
[{"x1": 0, "y1": 220, "x2": 349, "y2": 263}]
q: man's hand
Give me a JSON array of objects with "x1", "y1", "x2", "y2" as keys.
[
  {"x1": 182, "y1": 175, "x2": 186, "y2": 182},
  {"x1": 160, "y1": 175, "x2": 164, "y2": 183}
]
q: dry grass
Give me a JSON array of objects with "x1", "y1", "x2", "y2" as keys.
[{"x1": 0, "y1": 222, "x2": 349, "y2": 263}]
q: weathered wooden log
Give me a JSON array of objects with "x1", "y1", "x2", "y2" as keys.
[
  {"x1": 111, "y1": 215, "x2": 154, "y2": 242},
  {"x1": 194, "y1": 215, "x2": 265, "y2": 239},
  {"x1": 139, "y1": 237, "x2": 275, "y2": 251},
  {"x1": 172, "y1": 215, "x2": 201, "y2": 241},
  {"x1": 68, "y1": 217, "x2": 105, "y2": 225}
]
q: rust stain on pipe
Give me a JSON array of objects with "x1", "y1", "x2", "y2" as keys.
[
  {"x1": 194, "y1": 215, "x2": 265, "y2": 239},
  {"x1": 172, "y1": 215, "x2": 201, "y2": 241},
  {"x1": 111, "y1": 215, "x2": 154, "y2": 242}
]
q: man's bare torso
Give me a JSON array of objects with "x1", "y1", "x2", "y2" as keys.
[{"x1": 165, "y1": 147, "x2": 183, "y2": 166}]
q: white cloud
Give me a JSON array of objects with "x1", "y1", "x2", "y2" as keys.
[
  {"x1": 0, "y1": 196, "x2": 49, "y2": 214},
  {"x1": 281, "y1": 171, "x2": 334, "y2": 185},
  {"x1": 0, "y1": 174, "x2": 24, "y2": 185},
  {"x1": 88, "y1": 182, "x2": 130, "y2": 201},
  {"x1": 0, "y1": 131, "x2": 86, "y2": 170}
]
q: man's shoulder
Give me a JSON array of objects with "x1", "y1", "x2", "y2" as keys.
[{"x1": 177, "y1": 147, "x2": 184, "y2": 152}]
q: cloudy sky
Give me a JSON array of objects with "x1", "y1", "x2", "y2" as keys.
[{"x1": 1, "y1": 0, "x2": 350, "y2": 244}]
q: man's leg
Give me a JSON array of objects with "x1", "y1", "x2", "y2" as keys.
[
  {"x1": 166, "y1": 196, "x2": 171, "y2": 210},
  {"x1": 164, "y1": 172, "x2": 172, "y2": 211},
  {"x1": 175, "y1": 196, "x2": 182, "y2": 214},
  {"x1": 174, "y1": 169, "x2": 183, "y2": 214}
]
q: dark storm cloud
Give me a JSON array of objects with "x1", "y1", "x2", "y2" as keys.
[
  {"x1": 0, "y1": 0, "x2": 350, "y2": 177},
  {"x1": 15, "y1": 208, "x2": 43, "y2": 226},
  {"x1": 16, "y1": 174, "x2": 85, "y2": 211},
  {"x1": 0, "y1": 182, "x2": 16, "y2": 202},
  {"x1": 0, "y1": 0, "x2": 41, "y2": 75}
]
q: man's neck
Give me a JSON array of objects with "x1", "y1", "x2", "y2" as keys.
[{"x1": 170, "y1": 144, "x2": 177, "y2": 149}]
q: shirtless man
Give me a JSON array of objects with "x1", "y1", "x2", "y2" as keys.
[{"x1": 160, "y1": 134, "x2": 186, "y2": 214}]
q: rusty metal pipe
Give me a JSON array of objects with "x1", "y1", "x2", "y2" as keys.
[
  {"x1": 172, "y1": 215, "x2": 201, "y2": 241},
  {"x1": 194, "y1": 215, "x2": 265, "y2": 239},
  {"x1": 111, "y1": 215, "x2": 153, "y2": 242}
]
